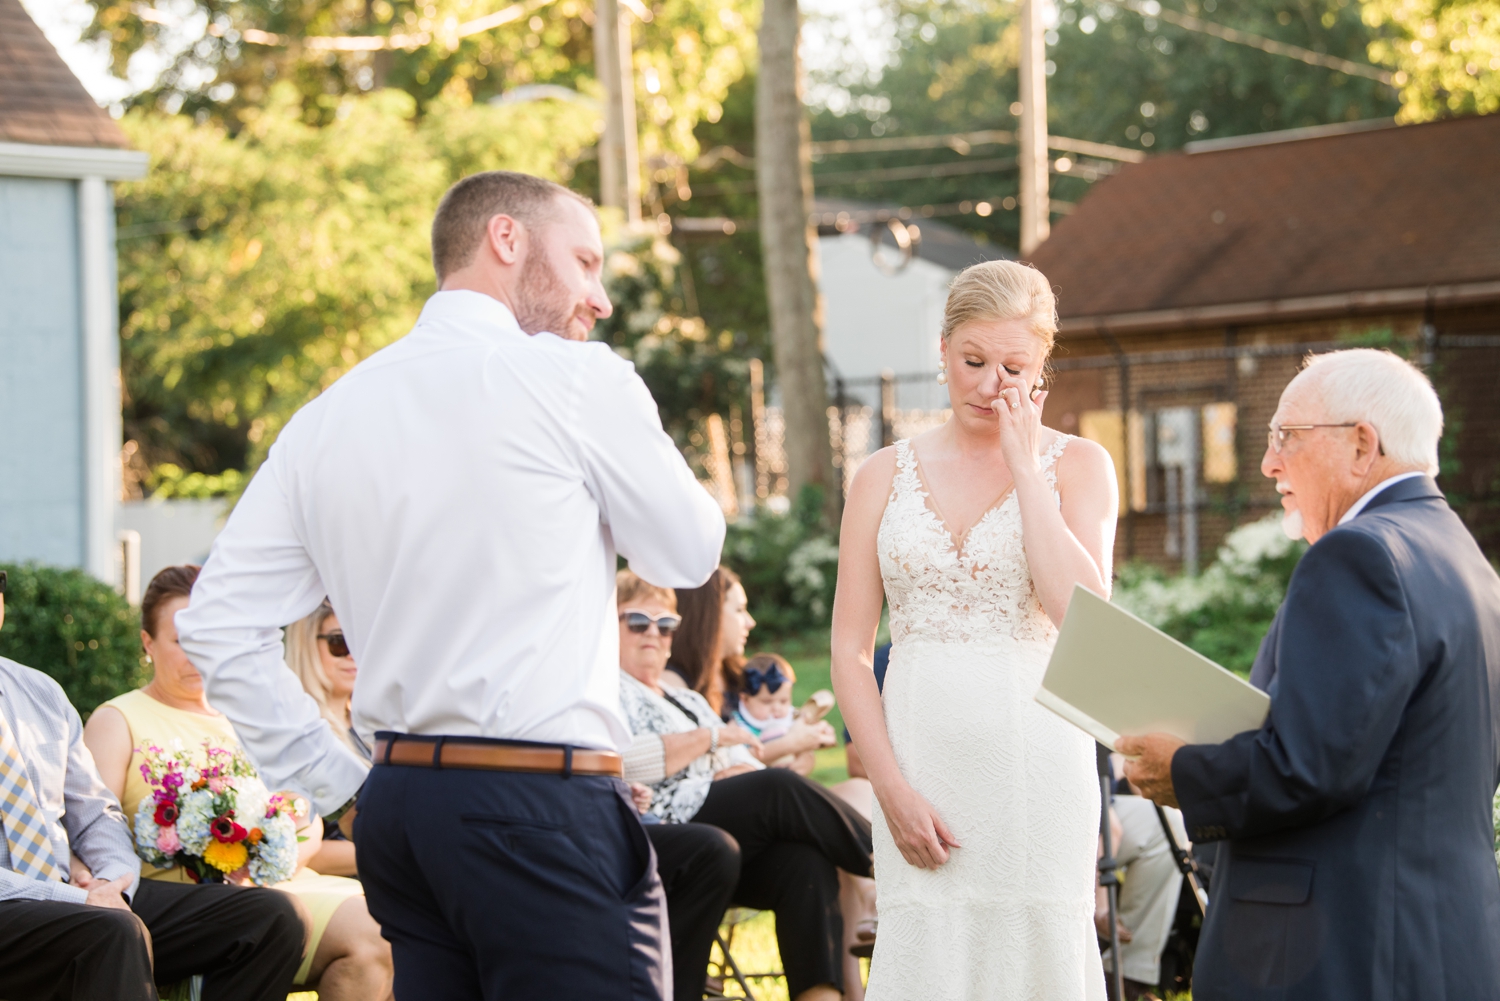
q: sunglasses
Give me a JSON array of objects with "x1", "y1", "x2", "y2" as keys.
[
  {"x1": 619, "y1": 612, "x2": 682, "y2": 636},
  {"x1": 317, "y1": 632, "x2": 352, "y2": 658}
]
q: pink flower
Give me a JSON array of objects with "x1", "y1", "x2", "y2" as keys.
[
  {"x1": 208, "y1": 777, "x2": 229, "y2": 794},
  {"x1": 156, "y1": 826, "x2": 182, "y2": 854}
]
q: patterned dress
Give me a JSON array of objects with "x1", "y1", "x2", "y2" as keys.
[{"x1": 865, "y1": 436, "x2": 1105, "y2": 1001}]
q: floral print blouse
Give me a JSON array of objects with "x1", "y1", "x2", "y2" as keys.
[{"x1": 618, "y1": 672, "x2": 760, "y2": 824}]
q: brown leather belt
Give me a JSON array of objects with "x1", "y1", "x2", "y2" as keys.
[{"x1": 372, "y1": 735, "x2": 622, "y2": 777}]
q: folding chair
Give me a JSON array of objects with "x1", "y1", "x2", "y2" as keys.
[{"x1": 703, "y1": 908, "x2": 785, "y2": 1001}]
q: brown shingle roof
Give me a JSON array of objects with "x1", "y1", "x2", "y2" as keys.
[
  {"x1": 1031, "y1": 115, "x2": 1500, "y2": 325},
  {"x1": 0, "y1": 0, "x2": 129, "y2": 149}
]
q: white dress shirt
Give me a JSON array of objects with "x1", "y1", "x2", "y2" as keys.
[
  {"x1": 1338, "y1": 471, "x2": 1426, "y2": 525},
  {"x1": 177, "y1": 291, "x2": 726, "y2": 813}
]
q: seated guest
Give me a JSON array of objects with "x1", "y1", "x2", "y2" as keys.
[
  {"x1": 662, "y1": 566, "x2": 745, "y2": 703},
  {"x1": 1099, "y1": 786, "x2": 1190, "y2": 1001},
  {"x1": 628, "y1": 780, "x2": 743, "y2": 1001},
  {"x1": 616, "y1": 570, "x2": 874, "y2": 1001},
  {"x1": 733, "y1": 654, "x2": 837, "y2": 775},
  {"x1": 285, "y1": 600, "x2": 365, "y2": 877},
  {"x1": 672, "y1": 568, "x2": 837, "y2": 768},
  {"x1": 83, "y1": 566, "x2": 393, "y2": 1001},
  {"x1": 0, "y1": 569, "x2": 305, "y2": 1001}
]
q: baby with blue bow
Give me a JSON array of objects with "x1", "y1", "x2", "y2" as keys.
[{"x1": 732, "y1": 654, "x2": 799, "y2": 742}]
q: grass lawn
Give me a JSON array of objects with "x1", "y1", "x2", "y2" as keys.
[{"x1": 772, "y1": 629, "x2": 861, "y2": 788}]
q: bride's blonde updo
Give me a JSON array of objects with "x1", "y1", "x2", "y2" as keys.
[{"x1": 939, "y1": 260, "x2": 1058, "y2": 357}]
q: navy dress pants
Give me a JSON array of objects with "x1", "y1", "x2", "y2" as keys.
[{"x1": 356, "y1": 761, "x2": 670, "y2": 1001}]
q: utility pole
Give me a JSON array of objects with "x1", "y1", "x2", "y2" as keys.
[
  {"x1": 594, "y1": 0, "x2": 642, "y2": 225},
  {"x1": 757, "y1": 0, "x2": 838, "y2": 524},
  {"x1": 1018, "y1": 0, "x2": 1050, "y2": 256}
]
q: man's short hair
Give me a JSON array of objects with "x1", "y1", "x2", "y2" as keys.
[
  {"x1": 1298, "y1": 348, "x2": 1444, "y2": 475},
  {"x1": 430, "y1": 171, "x2": 593, "y2": 282}
]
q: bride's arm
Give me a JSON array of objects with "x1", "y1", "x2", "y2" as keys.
[
  {"x1": 831, "y1": 449, "x2": 961, "y2": 869},
  {"x1": 995, "y1": 382, "x2": 1119, "y2": 625}
]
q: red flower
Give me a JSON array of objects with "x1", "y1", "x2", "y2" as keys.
[
  {"x1": 210, "y1": 816, "x2": 249, "y2": 843},
  {"x1": 153, "y1": 801, "x2": 179, "y2": 826}
]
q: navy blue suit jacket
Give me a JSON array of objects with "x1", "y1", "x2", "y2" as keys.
[{"x1": 1172, "y1": 476, "x2": 1500, "y2": 1000}]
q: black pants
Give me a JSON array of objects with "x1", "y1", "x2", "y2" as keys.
[
  {"x1": 0, "y1": 878, "x2": 304, "y2": 1001},
  {"x1": 646, "y1": 822, "x2": 742, "y2": 1001},
  {"x1": 690, "y1": 768, "x2": 873, "y2": 998},
  {"x1": 356, "y1": 760, "x2": 670, "y2": 1001}
]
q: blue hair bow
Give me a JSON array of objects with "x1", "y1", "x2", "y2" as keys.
[{"x1": 744, "y1": 664, "x2": 788, "y2": 695}]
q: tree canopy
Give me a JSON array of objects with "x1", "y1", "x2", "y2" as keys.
[{"x1": 116, "y1": 85, "x2": 597, "y2": 476}]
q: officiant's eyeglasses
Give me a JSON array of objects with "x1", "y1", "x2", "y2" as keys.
[
  {"x1": 317, "y1": 632, "x2": 352, "y2": 658},
  {"x1": 620, "y1": 612, "x2": 682, "y2": 636},
  {"x1": 1267, "y1": 423, "x2": 1360, "y2": 453}
]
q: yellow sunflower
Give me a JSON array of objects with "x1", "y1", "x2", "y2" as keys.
[{"x1": 203, "y1": 840, "x2": 249, "y2": 873}]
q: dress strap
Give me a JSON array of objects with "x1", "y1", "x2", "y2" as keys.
[
  {"x1": 1040, "y1": 434, "x2": 1074, "y2": 492},
  {"x1": 890, "y1": 439, "x2": 918, "y2": 499}
]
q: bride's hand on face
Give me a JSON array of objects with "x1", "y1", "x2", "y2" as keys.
[
  {"x1": 879, "y1": 780, "x2": 962, "y2": 869},
  {"x1": 991, "y1": 373, "x2": 1048, "y2": 476}
]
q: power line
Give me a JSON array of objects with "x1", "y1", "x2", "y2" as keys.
[{"x1": 1125, "y1": 0, "x2": 1395, "y2": 84}]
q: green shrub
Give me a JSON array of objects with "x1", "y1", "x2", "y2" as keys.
[
  {"x1": 1114, "y1": 515, "x2": 1308, "y2": 676},
  {"x1": 723, "y1": 486, "x2": 841, "y2": 637},
  {"x1": 0, "y1": 564, "x2": 147, "y2": 716}
]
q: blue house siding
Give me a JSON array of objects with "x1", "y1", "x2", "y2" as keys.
[{"x1": 0, "y1": 176, "x2": 84, "y2": 566}]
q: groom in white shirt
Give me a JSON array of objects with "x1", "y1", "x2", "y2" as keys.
[{"x1": 176, "y1": 172, "x2": 726, "y2": 999}]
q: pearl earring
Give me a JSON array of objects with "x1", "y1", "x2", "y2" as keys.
[{"x1": 936, "y1": 369, "x2": 948, "y2": 385}]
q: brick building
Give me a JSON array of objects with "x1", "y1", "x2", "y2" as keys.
[{"x1": 1029, "y1": 115, "x2": 1500, "y2": 571}]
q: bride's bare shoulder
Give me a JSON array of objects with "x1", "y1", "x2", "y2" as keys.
[
  {"x1": 852, "y1": 450, "x2": 894, "y2": 513},
  {"x1": 1050, "y1": 431, "x2": 1115, "y2": 491}
]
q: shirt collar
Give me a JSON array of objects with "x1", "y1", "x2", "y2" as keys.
[
  {"x1": 415, "y1": 289, "x2": 527, "y2": 339},
  {"x1": 1339, "y1": 471, "x2": 1427, "y2": 525}
]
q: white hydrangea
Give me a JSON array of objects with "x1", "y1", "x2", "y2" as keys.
[
  {"x1": 787, "y1": 535, "x2": 841, "y2": 618},
  {"x1": 133, "y1": 802, "x2": 168, "y2": 869},
  {"x1": 249, "y1": 810, "x2": 299, "y2": 886},
  {"x1": 174, "y1": 787, "x2": 218, "y2": 857},
  {"x1": 1115, "y1": 513, "x2": 1299, "y2": 627}
]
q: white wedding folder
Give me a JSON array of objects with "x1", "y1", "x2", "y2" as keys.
[{"x1": 1035, "y1": 585, "x2": 1270, "y2": 751}]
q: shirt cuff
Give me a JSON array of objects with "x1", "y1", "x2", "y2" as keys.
[
  {"x1": 49, "y1": 881, "x2": 90, "y2": 905},
  {"x1": 90, "y1": 864, "x2": 143, "y2": 903},
  {"x1": 622, "y1": 734, "x2": 666, "y2": 784}
]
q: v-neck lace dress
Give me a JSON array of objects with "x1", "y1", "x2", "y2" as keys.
[{"x1": 864, "y1": 436, "x2": 1105, "y2": 1001}]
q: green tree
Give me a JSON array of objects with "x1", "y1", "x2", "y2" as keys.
[
  {"x1": 594, "y1": 229, "x2": 752, "y2": 457},
  {"x1": 82, "y1": 0, "x2": 758, "y2": 169},
  {"x1": 790, "y1": 0, "x2": 1399, "y2": 249},
  {"x1": 116, "y1": 85, "x2": 597, "y2": 475},
  {"x1": 0, "y1": 565, "x2": 148, "y2": 717},
  {"x1": 1363, "y1": 0, "x2": 1500, "y2": 118}
]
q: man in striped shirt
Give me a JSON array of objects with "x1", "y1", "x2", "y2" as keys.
[{"x1": 0, "y1": 571, "x2": 306, "y2": 1001}]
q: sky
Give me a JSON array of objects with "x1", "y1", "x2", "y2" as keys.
[{"x1": 21, "y1": 0, "x2": 898, "y2": 109}]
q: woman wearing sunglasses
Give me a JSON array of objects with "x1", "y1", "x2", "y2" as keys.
[
  {"x1": 616, "y1": 570, "x2": 873, "y2": 1001},
  {"x1": 285, "y1": 600, "x2": 370, "y2": 878}
]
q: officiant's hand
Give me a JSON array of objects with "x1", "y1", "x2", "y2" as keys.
[
  {"x1": 879, "y1": 781, "x2": 961, "y2": 869},
  {"x1": 1118, "y1": 733, "x2": 1186, "y2": 809}
]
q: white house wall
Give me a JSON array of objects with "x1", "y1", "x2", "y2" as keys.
[
  {"x1": 0, "y1": 175, "x2": 86, "y2": 567},
  {"x1": 819, "y1": 232, "x2": 953, "y2": 411}
]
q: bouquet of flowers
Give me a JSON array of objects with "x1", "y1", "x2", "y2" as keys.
[{"x1": 132, "y1": 739, "x2": 301, "y2": 886}]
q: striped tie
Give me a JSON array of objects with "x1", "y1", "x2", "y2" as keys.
[{"x1": 0, "y1": 712, "x2": 63, "y2": 882}]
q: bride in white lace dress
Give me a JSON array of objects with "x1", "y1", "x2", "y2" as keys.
[{"x1": 831, "y1": 261, "x2": 1119, "y2": 1000}]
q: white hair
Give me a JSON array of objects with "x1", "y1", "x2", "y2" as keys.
[{"x1": 1294, "y1": 348, "x2": 1443, "y2": 475}]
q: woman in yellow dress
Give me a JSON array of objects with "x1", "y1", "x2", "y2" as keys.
[{"x1": 84, "y1": 566, "x2": 393, "y2": 1000}]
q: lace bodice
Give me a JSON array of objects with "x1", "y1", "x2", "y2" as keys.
[{"x1": 877, "y1": 435, "x2": 1073, "y2": 646}]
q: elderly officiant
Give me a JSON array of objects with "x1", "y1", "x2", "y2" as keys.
[{"x1": 1122, "y1": 348, "x2": 1500, "y2": 1000}]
